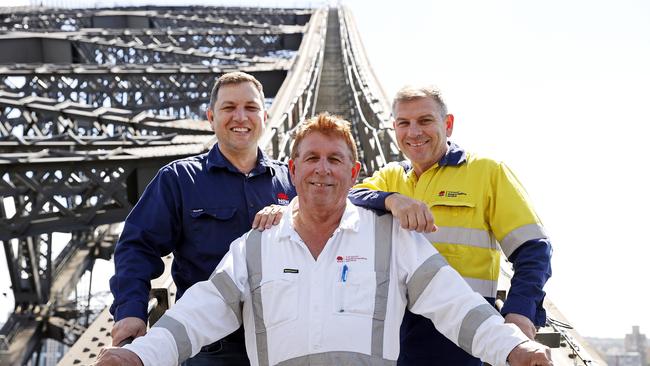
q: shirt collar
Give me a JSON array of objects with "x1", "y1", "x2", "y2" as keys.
[
  {"x1": 403, "y1": 142, "x2": 466, "y2": 182},
  {"x1": 278, "y1": 198, "x2": 361, "y2": 242},
  {"x1": 438, "y1": 141, "x2": 467, "y2": 166},
  {"x1": 206, "y1": 143, "x2": 275, "y2": 175}
]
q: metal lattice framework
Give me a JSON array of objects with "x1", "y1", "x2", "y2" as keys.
[{"x1": 0, "y1": 4, "x2": 602, "y2": 366}]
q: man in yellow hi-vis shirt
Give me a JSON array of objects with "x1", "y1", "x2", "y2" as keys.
[{"x1": 348, "y1": 85, "x2": 552, "y2": 366}]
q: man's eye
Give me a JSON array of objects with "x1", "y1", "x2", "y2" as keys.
[{"x1": 246, "y1": 106, "x2": 260, "y2": 111}]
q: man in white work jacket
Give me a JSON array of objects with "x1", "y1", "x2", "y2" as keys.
[{"x1": 93, "y1": 113, "x2": 552, "y2": 366}]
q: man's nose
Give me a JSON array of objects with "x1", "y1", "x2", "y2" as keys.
[
  {"x1": 314, "y1": 159, "x2": 331, "y2": 174},
  {"x1": 407, "y1": 122, "x2": 421, "y2": 136},
  {"x1": 233, "y1": 106, "x2": 246, "y2": 120}
]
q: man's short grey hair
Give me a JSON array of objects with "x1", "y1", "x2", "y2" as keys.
[{"x1": 392, "y1": 85, "x2": 448, "y2": 118}]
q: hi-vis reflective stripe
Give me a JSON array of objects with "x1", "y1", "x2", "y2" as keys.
[
  {"x1": 406, "y1": 254, "x2": 448, "y2": 309},
  {"x1": 457, "y1": 303, "x2": 500, "y2": 355},
  {"x1": 153, "y1": 314, "x2": 192, "y2": 364},
  {"x1": 276, "y1": 351, "x2": 396, "y2": 365},
  {"x1": 500, "y1": 223, "x2": 547, "y2": 257},
  {"x1": 210, "y1": 271, "x2": 243, "y2": 324},
  {"x1": 464, "y1": 277, "x2": 498, "y2": 299},
  {"x1": 423, "y1": 227, "x2": 496, "y2": 250},
  {"x1": 246, "y1": 230, "x2": 269, "y2": 366},
  {"x1": 245, "y1": 216, "x2": 394, "y2": 364},
  {"x1": 372, "y1": 214, "x2": 392, "y2": 358}
]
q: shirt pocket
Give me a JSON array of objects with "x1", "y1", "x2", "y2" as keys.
[
  {"x1": 333, "y1": 271, "x2": 376, "y2": 317},
  {"x1": 189, "y1": 207, "x2": 237, "y2": 247},
  {"x1": 430, "y1": 200, "x2": 476, "y2": 227},
  {"x1": 256, "y1": 274, "x2": 300, "y2": 330}
]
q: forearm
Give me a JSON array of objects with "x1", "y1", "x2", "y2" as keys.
[
  {"x1": 110, "y1": 222, "x2": 170, "y2": 320},
  {"x1": 348, "y1": 188, "x2": 394, "y2": 213},
  {"x1": 502, "y1": 239, "x2": 553, "y2": 326},
  {"x1": 127, "y1": 275, "x2": 243, "y2": 364}
]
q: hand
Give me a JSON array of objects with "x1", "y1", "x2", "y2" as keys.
[
  {"x1": 252, "y1": 204, "x2": 285, "y2": 231},
  {"x1": 111, "y1": 317, "x2": 146, "y2": 346},
  {"x1": 385, "y1": 193, "x2": 437, "y2": 233},
  {"x1": 93, "y1": 347, "x2": 144, "y2": 366},
  {"x1": 505, "y1": 313, "x2": 537, "y2": 339},
  {"x1": 507, "y1": 340, "x2": 553, "y2": 366}
]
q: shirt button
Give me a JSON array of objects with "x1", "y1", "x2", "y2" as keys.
[{"x1": 249, "y1": 203, "x2": 254, "y2": 207}]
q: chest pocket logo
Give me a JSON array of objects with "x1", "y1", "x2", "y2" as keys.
[{"x1": 333, "y1": 271, "x2": 376, "y2": 317}]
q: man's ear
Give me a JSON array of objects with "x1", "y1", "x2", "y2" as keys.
[
  {"x1": 351, "y1": 161, "x2": 361, "y2": 182},
  {"x1": 289, "y1": 159, "x2": 296, "y2": 178},
  {"x1": 445, "y1": 114, "x2": 455, "y2": 137},
  {"x1": 206, "y1": 107, "x2": 213, "y2": 122}
]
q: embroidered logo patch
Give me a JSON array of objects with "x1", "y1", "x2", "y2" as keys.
[
  {"x1": 277, "y1": 192, "x2": 290, "y2": 205},
  {"x1": 336, "y1": 255, "x2": 367, "y2": 263},
  {"x1": 438, "y1": 190, "x2": 467, "y2": 198}
]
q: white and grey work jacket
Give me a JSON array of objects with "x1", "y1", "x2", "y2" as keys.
[{"x1": 125, "y1": 200, "x2": 529, "y2": 366}]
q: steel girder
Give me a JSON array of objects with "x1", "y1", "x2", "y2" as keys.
[
  {"x1": 71, "y1": 28, "x2": 304, "y2": 56},
  {"x1": 0, "y1": 7, "x2": 311, "y2": 32},
  {"x1": 0, "y1": 225, "x2": 120, "y2": 365},
  {"x1": 0, "y1": 63, "x2": 288, "y2": 120},
  {"x1": 0, "y1": 90, "x2": 213, "y2": 152},
  {"x1": 0, "y1": 6, "x2": 317, "y2": 363}
]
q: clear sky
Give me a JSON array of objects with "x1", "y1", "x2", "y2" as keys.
[{"x1": 2, "y1": 0, "x2": 649, "y2": 339}]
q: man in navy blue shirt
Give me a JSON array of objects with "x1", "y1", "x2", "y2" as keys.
[{"x1": 109, "y1": 72, "x2": 296, "y2": 366}]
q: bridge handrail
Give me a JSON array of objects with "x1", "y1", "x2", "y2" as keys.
[
  {"x1": 260, "y1": 8, "x2": 327, "y2": 159},
  {"x1": 337, "y1": 7, "x2": 401, "y2": 176}
]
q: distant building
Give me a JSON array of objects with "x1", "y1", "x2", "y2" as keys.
[
  {"x1": 587, "y1": 326, "x2": 649, "y2": 366},
  {"x1": 607, "y1": 352, "x2": 643, "y2": 366},
  {"x1": 626, "y1": 326, "x2": 648, "y2": 366}
]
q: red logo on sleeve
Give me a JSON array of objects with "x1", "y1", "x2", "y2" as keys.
[{"x1": 277, "y1": 193, "x2": 290, "y2": 205}]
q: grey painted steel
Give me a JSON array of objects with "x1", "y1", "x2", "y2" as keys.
[{"x1": 0, "y1": 5, "x2": 597, "y2": 366}]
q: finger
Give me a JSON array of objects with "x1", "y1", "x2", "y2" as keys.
[
  {"x1": 264, "y1": 212, "x2": 278, "y2": 229},
  {"x1": 257, "y1": 215, "x2": 269, "y2": 230},
  {"x1": 416, "y1": 210, "x2": 430, "y2": 232},
  {"x1": 111, "y1": 334, "x2": 123, "y2": 347},
  {"x1": 397, "y1": 212, "x2": 410, "y2": 230},
  {"x1": 423, "y1": 210, "x2": 436, "y2": 233},
  {"x1": 272, "y1": 212, "x2": 282, "y2": 226},
  {"x1": 406, "y1": 212, "x2": 418, "y2": 231},
  {"x1": 252, "y1": 213, "x2": 262, "y2": 230}
]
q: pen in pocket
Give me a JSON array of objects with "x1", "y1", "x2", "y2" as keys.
[{"x1": 340, "y1": 264, "x2": 348, "y2": 283}]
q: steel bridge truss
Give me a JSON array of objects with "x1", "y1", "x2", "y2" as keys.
[
  {"x1": 0, "y1": 4, "x2": 601, "y2": 366},
  {"x1": 0, "y1": 6, "x2": 317, "y2": 365}
]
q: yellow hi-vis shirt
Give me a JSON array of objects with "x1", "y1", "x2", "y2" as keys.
[{"x1": 354, "y1": 150, "x2": 547, "y2": 298}]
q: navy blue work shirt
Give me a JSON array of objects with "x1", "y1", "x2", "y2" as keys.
[{"x1": 109, "y1": 144, "x2": 296, "y2": 322}]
